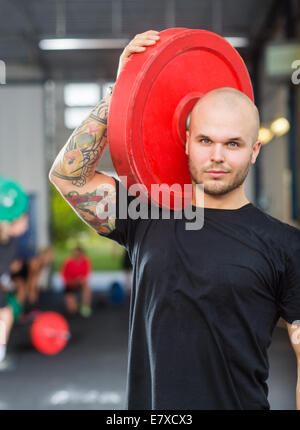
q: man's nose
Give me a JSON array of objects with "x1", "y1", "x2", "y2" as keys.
[{"x1": 210, "y1": 143, "x2": 225, "y2": 163}]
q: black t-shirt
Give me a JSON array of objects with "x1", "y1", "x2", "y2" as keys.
[{"x1": 100, "y1": 179, "x2": 300, "y2": 410}]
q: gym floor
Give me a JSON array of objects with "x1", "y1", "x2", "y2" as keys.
[{"x1": 0, "y1": 291, "x2": 297, "y2": 410}]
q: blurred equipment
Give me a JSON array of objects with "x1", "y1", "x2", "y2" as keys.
[
  {"x1": 0, "y1": 177, "x2": 28, "y2": 222},
  {"x1": 108, "y1": 28, "x2": 254, "y2": 210},
  {"x1": 108, "y1": 281, "x2": 126, "y2": 305},
  {"x1": 30, "y1": 311, "x2": 70, "y2": 355}
]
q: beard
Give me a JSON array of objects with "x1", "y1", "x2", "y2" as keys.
[{"x1": 188, "y1": 154, "x2": 252, "y2": 196}]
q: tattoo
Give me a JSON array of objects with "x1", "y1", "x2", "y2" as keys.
[
  {"x1": 52, "y1": 98, "x2": 109, "y2": 187},
  {"x1": 64, "y1": 184, "x2": 116, "y2": 235},
  {"x1": 90, "y1": 99, "x2": 108, "y2": 122}
]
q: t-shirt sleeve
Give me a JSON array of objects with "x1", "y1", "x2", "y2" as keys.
[
  {"x1": 97, "y1": 177, "x2": 140, "y2": 250},
  {"x1": 277, "y1": 225, "x2": 300, "y2": 324}
]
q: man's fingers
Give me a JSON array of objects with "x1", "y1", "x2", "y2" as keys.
[
  {"x1": 117, "y1": 30, "x2": 160, "y2": 78},
  {"x1": 134, "y1": 35, "x2": 160, "y2": 43},
  {"x1": 124, "y1": 38, "x2": 159, "y2": 56},
  {"x1": 126, "y1": 46, "x2": 146, "y2": 54},
  {"x1": 126, "y1": 31, "x2": 160, "y2": 54},
  {"x1": 129, "y1": 39, "x2": 157, "y2": 49},
  {"x1": 126, "y1": 37, "x2": 160, "y2": 52},
  {"x1": 134, "y1": 30, "x2": 160, "y2": 38}
]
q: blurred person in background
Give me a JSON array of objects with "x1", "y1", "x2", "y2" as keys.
[
  {"x1": 61, "y1": 246, "x2": 92, "y2": 317},
  {"x1": 9, "y1": 245, "x2": 54, "y2": 311},
  {"x1": 0, "y1": 213, "x2": 29, "y2": 363},
  {"x1": 25, "y1": 246, "x2": 54, "y2": 305}
]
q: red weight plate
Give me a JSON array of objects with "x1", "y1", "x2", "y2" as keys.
[
  {"x1": 108, "y1": 28, "x2": 254, "y2": 210},
  {"x1": 30, "y1": 312, "x2": 70, "y2": 355}
]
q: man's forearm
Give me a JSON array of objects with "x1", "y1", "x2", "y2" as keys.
[{"x1": 50, "y1": 94, "x2": 111, "y2": 188}]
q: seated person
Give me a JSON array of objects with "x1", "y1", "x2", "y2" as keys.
[
  {"x1": 25, "y1": 246, "x2": 54, "y2": 305},
  {"x1": 61, "y1": 246, "x2": 92, "y2": 317}
]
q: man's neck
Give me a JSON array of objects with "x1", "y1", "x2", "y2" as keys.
[
  {"x1": 192, "y1": 184, "x2": 250, "y2": 210},
  {"x1": 202, "y1": 199, "x2": 250, "y2": 210}
]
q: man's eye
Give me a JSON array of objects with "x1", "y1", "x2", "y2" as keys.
[
  {"x1": 200, "y1": 139, "x2": 211, "y2": 143},
  {"x1": 228, "y1": 142, "x2": 238, "y2": 147}
]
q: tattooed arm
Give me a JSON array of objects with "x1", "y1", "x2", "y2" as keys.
[
  {"x1": 50, "y1": 98, "x2": 109, "y2": 187},
  {"x1": 49, "y1": 30, "x2": 160, "y2": 236},
  {"x1": 49, "y1": 92, "x2": 117, "y2": 236}
]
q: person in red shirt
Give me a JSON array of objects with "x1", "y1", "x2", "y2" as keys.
[{"x1": 61, "y1": 246, "x2": 92, "y2": 317}]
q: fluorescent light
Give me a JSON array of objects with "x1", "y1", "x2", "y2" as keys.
[
  {"x1": 39, "y1": 36, "x2": 248, "y2": 50},
  {"x1": 39, "y1": 38, "x2": 129, "y2": 50},
  {"x1": 225, "y1": 37, "x2": 249, "y2": 48}
]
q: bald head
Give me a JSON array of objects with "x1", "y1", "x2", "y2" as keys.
[{"x1": 188, "y1": 87, "x2": 260, "y2": 146}]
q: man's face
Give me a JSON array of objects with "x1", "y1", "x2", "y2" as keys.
[
  {"x1": 74, "y1": 248, "x2": 82, "y2": 259},
  {"x1": 185, "y1": 100, "x2": 261, "y2": 196}
]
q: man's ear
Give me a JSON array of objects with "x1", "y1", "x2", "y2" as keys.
[
  {"x1": 185, "y1": 131, "x2": 189, "y2": 155},
  {"x1": 251, "y1": 140, "x2": 262, "y2": 164}
]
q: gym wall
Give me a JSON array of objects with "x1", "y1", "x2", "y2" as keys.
[{"x1": 0, "y1": 84, "x2": 49, "y2": 248}]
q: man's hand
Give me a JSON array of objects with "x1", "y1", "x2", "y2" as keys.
[
  {"x1": 117, "y1": 30, "x2": 160, "y2": 78},
  {"x1": 286, "y1": 320, "x2": 300, "y2": 409}
]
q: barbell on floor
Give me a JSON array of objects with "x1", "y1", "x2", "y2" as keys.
[
  {"x1": 30, "y1": 311, "x2": 70, "y2": 355},
  {"x1": 5, "y1": 294, "x2": 70, "y2": 356}
]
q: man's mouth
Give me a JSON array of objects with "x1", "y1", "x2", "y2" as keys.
[{"x1": 205, "y1": 170, "x2": 228, "y2": 178}]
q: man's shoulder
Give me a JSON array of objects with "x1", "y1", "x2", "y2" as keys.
[{"x1": 251, "y1": 205, "x2": 300, "y2": 248}]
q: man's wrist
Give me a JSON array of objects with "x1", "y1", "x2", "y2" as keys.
[
  {"x1": 106, "y1": 84, "x2": 114, "y2": 97},
  {"x1": 104, "y1": 84, "x2": 114, "y2": 105}
]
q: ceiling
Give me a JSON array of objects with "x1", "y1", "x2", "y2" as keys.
[{"x1": 0, "y1": 0, "x2": 277, "y2": 81}]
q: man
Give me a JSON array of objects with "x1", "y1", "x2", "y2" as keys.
[
  {"x1": 61, "y1": 246, "x2": 92, "y2": 317},
  {"x1": 49, "y1": 31, "x2": 300, "y2": 410}
]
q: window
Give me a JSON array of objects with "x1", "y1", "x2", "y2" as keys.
[{"x1": 64, "y1": 83, "x2": 100, "y2": 129}]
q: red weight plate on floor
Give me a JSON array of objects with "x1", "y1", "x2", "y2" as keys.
[
  {"x1": 30, "y1": 312, "x2": 70, "y2": 355},
  {"x1": 108, "y1": 28, "x2": 254, "y2": 210}
]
